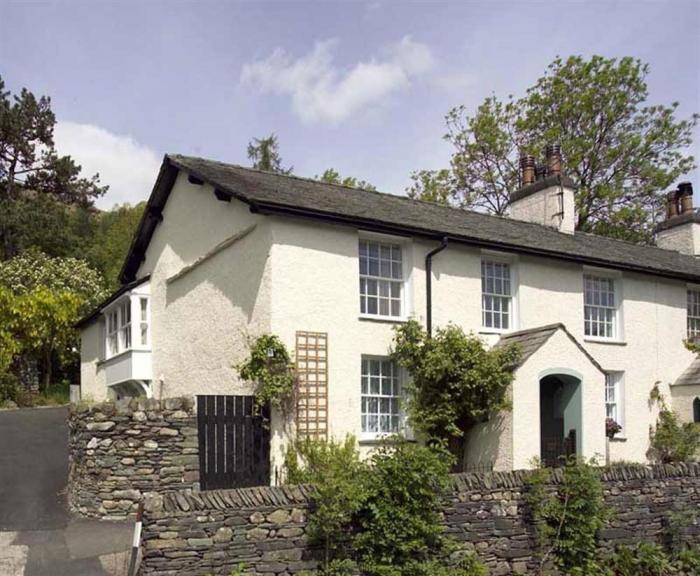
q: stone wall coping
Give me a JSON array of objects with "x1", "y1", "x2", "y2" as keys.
[
  {"x1": 449, "y1": 461, "x2": 700, "y2": 491},
  {"x1": 71, "y1": 395, "x2": 195, "y2": 416},
  {"x1": 149, "y1": 462, "x2": 700, "y2": 515}
]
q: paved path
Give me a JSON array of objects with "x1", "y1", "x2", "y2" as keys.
[{"x1": 0, "y1": 406, "x2": 132, "y2": 575}]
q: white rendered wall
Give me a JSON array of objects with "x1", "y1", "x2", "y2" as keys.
[
  {"x1": 656, "y1": 223, "x2": 700, "y2": 256},
  {"x1": 509, "y1": 185, "x2": 576, "y2": 234}
]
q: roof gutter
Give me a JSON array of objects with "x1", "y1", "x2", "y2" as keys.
[
  {"x1": 426, "y1": 237, "x2": 449, "y2": 337},
  {"x1": 249, "y1": 200, "x2": 700, "y2": 284}
]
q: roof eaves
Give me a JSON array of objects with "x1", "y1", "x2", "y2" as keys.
[{"x1": 76, "y1": 275, "x2": 151, "y2": 329}]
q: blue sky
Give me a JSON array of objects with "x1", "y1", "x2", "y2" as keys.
[{"x1": 1, "y1": 0, "x2": 698, "y2": 208}]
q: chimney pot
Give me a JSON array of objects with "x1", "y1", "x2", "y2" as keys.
[
  {"x1": 545, "y1": 144, "x2": 562, "y2": 176},
  {"x1": 679, "y1": 182, "x2": 694, "y2": 214},
  {"x1": 535, "y1": 163, "x2": 547, "y2": 181},
  {"x1": 666, "y1": 191, "x2": 679, "y2": 220},
  {"x1": 520, "y1": 154, "x2": 535, "y2": 186}
]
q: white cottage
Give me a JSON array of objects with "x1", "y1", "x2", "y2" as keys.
[{"x1": 77, "y1": 149, "x2": 700, "y2": 474}]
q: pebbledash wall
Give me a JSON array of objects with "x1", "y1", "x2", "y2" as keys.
[
  {"x1": 68, "y1": 397, "x2": 199, "y2": 518},
  {"x1": 139, "y1": 463, "x2": 700, "y2": 576}
]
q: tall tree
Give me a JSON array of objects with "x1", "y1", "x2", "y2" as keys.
[
  {"x1": 316, "y1": 168, "x2": 377, "y2": 191},
  {"x1": 409, "y1": 56, "x2": 698, "y2": 243},
  {"x1": 0, "y1": 75, "x2": 107, "y2": 258},
  {"x1": 85, "y1": 202, "x2": 145, "y2": 290},
  {"x1": 247, "y1": 133, "x2": 292, "y2": 174}
]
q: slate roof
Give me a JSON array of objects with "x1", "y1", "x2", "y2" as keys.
[
  {"x1": 495, "y1": 323, "x2": 605, "y2": 373},
  {"x1": 673, "y1": 357, "x2": 700, "y2": 386},
  {"x1": 119, "y1": 154, "x2": 700, "y2": 284}
]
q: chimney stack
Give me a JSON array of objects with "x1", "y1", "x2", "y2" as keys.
[
  {"x1": 679, "y1": 182, "x2": 694, "y2": 214},
  {"x1": 520, "y1": 154, "x2": 535, "y2": 186},
  {"x1": 656, "y1": 181, "x2": 699, "y2": 256},
  {"x1": 666, "y1": 191, "x2": 680, "y2": 220},
  {"x1": 545, "y1": 144, "x2": 562, "y2": 176},
  {"x1": 510, "y1": 143, "x2": 577, "y2": 234}
]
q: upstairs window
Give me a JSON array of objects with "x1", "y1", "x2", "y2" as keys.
[
  {"x1": 584, "y1": 274, "x2": 618, "y2": 339},
  {"x1": 481, "y1": 260, "x2": 513, "y2": 331},
  {"x1": 361, "y1": 357, "x2": 402, "y2": 437},
  {"x1": 687, "y1": 289, "x2": 700, "y2": 342},
  {"x1": 359, "y1": 239, "x2": 403, "y2": 318}
]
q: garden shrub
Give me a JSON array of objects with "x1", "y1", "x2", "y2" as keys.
[
  {"x1": 353, "y1": 440, "x2": 453, "y2": 570},
  {"x1": 0, "y1": 371, "x2": 19, "y2": 404},
  {"x1": 648, "y1": 384, "x2": 700, "y2": 463},
  {"x1": 525, "y1": 457, "x2": 610, "y2": 573},
  {"x1": 285, "y1": 436, "x2": 368, "y2": 567}
]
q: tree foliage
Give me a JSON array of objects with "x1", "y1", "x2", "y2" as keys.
[
  {"x1": 247, "y1": 133, "x2": 292, "y2": 174},
  {"x1": 237, "y1": 334, "x2": 295, "y2": 409},
  {"x1": 648, "y1": 385, "x2": 700, "y2": 463},
  {"x1": 391, "y1": 319, "x2": 519, "y2": 467},
  {"x1": 409, "y1": 55, "x2": 698, "y2": 243},
  {"x1": 316, "y1": 168, "x2": 376, "y2": 191},
  {"x1": 0, "y1": 249, "x2": 107, "y2": 311},
  {"x1": 0, "y1": 75, "x2": 106, "y2": 258},
  {"x1": 84, "y1": 202, "x2": 145, "y2": 289},
  {"x1": 286, "y1": 436, "x2": 368, "y2": 568}
]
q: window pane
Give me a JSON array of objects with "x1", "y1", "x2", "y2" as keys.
[
  {"x1": 359, "y1": 240, "x2": 403, "y2": 317},
  {"x1": 481, "y1": 260, "x2": 513, "y2": 330}
]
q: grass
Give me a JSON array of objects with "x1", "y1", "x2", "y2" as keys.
[{"x1": 0, "y1": 380, "x2": 70, "y2": 408}]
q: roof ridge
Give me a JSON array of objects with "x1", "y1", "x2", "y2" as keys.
[
  {"x1": 499, "y1": 323, "x2": 564, "y2": 338},
  {"x1": 168, "y1": 154, "x2": 690, "y2": 259}
]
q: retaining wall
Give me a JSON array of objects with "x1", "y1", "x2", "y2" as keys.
[
  {"x1": 68, "y1": 397, "x2": 199, "y2": 518},
  {"x1": 138, "y1": 463, "x2": 700, "y2": 576}
]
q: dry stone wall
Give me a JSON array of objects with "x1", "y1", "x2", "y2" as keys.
[
  {"x1": 139, "y1": 463, "x2": 700, "y2": 576},
  {"x1": 68, "y1": 397, "x2": 199, "y2": 518}
]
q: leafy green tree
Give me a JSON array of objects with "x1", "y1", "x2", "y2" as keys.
[
  {"x1": 0, "y1": 249, "x2": 107, "y2": 311},
  {"x1": 84, "y1": 202, "x2": 145, "y2": 289},
  {"x1": 316, "y1": 168, "x2": 377, "y2": 191},
  {"x1": 391, "y1": 320, "x2": 519, "y2": 469},
  {"x1": 0, "y1": 251, "x2": 107, "y2": 389},
  {"x1": 247, "y1": 133, "x2": 292, "y2": 174},
  {"x1": 409, "y1": 55, "x2": 698, "y2": 243},
  {"x1": 11, "y1": 288, "x2": 82, "y2": 391},
  {"x1": 0, "y1": 75, "x2": 106, "y2": 258}
]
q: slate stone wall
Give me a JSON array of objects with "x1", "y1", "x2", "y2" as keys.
[
  {"x1": 68, "y1": 397, "x2": 199, "y2": 518},
  {"x1": 139, "y1": 463, "x2": 700, "y2": 576}
]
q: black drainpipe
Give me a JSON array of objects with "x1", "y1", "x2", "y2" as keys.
[{"x1": 425, "y1": 237, "x2": 449, "y2": 336}]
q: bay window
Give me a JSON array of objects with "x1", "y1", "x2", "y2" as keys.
[{"x1": 103, "y1": 294, "x2": 150, "y2": 359}]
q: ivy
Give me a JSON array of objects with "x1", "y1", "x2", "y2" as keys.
[
  {"x1": 648, "y1": 384, "x2": 700, "y2": 463},
  {"x1": 237, "y1": 334, "x2": 295, "y2": 409}
]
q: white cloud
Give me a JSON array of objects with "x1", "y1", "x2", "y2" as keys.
[
  {"x1": 53, "y1": 122, "x2": 161, "y2": 208},
  {"x1": 240, "y1": 36, "x2": 434, "y2": 124}
]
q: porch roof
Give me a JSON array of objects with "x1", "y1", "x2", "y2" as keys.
[
  {"x1": 496, "y1": 323, "x2": 605, "y2": 374},
  {"x1": 673, "y1": 357, "x2": 700, "y2": 386}
]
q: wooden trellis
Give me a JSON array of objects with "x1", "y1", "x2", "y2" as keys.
[{"x1": 295, "y1": 331, "x2": 328, "y2": 441}]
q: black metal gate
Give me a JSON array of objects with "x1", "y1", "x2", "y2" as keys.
[{"x1": 196, "y1": 395, "x2": 271, "y2": 490}]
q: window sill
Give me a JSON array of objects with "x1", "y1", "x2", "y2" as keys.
[
  {"x1": 479, "y1": 328, "x2": 516, "y2": 336},
  {"x1": 584, "y1": 338, "x2": 627, "y2": 346},
  {"x1": 359, "y1": 314, "x2": 407, "y2": 324},
  {"x1": 359, "y1": 435, "x2": 415, "y2": 446},
  {"x1": 609, "y1": 436, "x2": 627, "y2": 443},
  {"x1": 98, "y1": 347, "x2": 152, "y2": 366}
]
